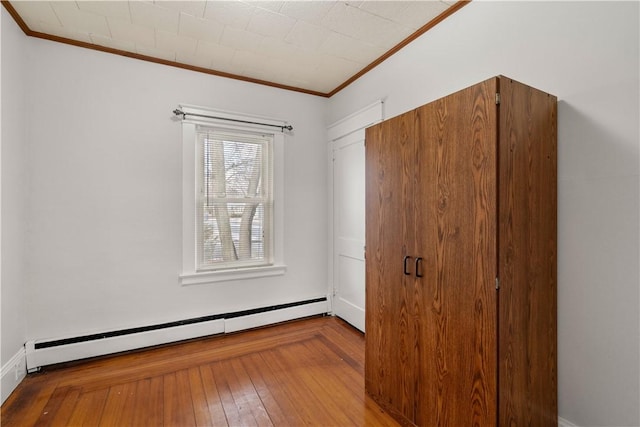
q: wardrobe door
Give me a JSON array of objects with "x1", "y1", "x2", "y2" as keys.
[
  {"x1": 413, "y1": 78, "x2": 498, "y2": 426},
  {"x1": 365, "y1": 110, "x2": 417, "y2": 424}
]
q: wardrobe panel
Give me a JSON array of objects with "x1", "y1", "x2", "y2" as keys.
[{"x1": 498, "y1": 77, "x2": 558, "y2": 426}]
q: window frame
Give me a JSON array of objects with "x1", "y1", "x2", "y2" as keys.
[
  {"x1": 196, "y1": 129, "x2": 273, "y2": 271},
  {"x1": 179, "y1": 105, "x2": 286, "y2": 286}
]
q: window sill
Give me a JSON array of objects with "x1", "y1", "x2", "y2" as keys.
[{"x1": 179, "y1": 264, "x2": 287, "y2": 286}]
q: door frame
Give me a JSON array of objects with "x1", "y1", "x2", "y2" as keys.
[{"x1": 327, "y1": 100, "x2": 383, "y2": 331}]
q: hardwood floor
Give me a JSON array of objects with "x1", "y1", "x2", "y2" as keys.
[{"x1": 1, "y1": 316, "x2": 399, "y2": 426}]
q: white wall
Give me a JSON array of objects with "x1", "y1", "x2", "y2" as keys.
[
  {"x1": 1, "y1": 8, "x2": 28, "y2": 402},
  {"x1": 20, "y1": 35, "x2": 328, "y2": 343},
  {"x1": 328, "y1": 2, "x2": 639, "y2": 426}
]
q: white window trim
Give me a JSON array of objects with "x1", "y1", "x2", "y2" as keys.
[{"x1": 179, "y1": 104, "x2": 286, "y2": 286}]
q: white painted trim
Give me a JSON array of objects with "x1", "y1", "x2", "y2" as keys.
[
  {"x1": 1, "y1": 348, "x2": 26, "y2": 405},
  {"x1": 180, "y1": 107, "x2": 286, "y2": 283},
  {"x1": 26, "y1": 319, "x2": 226, "y2": 370},
  {"x1": 327, "y1": 100, "x2": 384, "y2": 142},
  {"x1": 327, "y1": 135, "x2": 335, "y2": 313},
  {"x1": 334, "y1": 127, "x2": 369, "y2": 150},
  {"x1": 327, "y1": 101, "x2": 383, "y2": 331},
  {"x1": 180, "y1": 264, "x2": 287, "y2": 285},
  {"x1": 558, "y1": 416, "x2": 579, "y2": 427},
  {"x1": 333, "y1": 297, "x2": 365, "y2": 332},
  {"x1": 182, "y1": 122, "x2": 197, "y2": 274},
  {"x1": 224, "y1": 300, "x2": 328, "y2": 333},
  {"x1": 24, "y1": 299, "x2": 328, "y2": 370}
]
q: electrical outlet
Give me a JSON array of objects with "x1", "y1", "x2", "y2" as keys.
[{"x1": 14, "y1": 359, "x2": 24, "y2": 381}]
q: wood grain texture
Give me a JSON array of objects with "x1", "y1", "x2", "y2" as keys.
[
  {"x1": 414, "y1": 77, "x2": 498, "y2": 426},
  {"x1": 498, "y1": 76, "x2": 558, "y2": 426},
  {"x1": 1, "y1": 317, "x2": 399, "y2": 427},
  {"x1": 365, "y1": 111, "x2": 418, "y2": 426},
  {"x1": 365, "y1": 76, "x2": 556, "y2": 427}
]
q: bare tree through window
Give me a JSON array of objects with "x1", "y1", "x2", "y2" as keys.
[{"x1": 199, "y1": 129, "x2": 272, "y2": 270}]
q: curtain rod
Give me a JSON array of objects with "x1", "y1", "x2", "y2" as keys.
[{"x1": 173, "y1": 109, "x2": 293, "y2": 132}]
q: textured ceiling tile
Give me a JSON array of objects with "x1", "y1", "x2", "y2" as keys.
[
  {"x1": 319, "y1": 31, "x2": 385, "y2": 64},
  {"x1": 246, "y1": 7, "x2": 296, "y2": 39},
  {"x1": 293, "y1": 71, "x2": 325, "y2": 87},
  {"x1": 265, "y1": 56, "x2": 299, "y2": 77},
  {"x1": 176, "y1": 51, "x2": 213, "y2": 69},
  {"x1": 284, "y1": 20, "x2": 331, "y2": 51},
  {"x1": 8, "y1": 0, "x2": 458, "y2": 94},
  {"x1": 154, "y1": 0, "x2": 207, "y2": 18},
  {"x1": 50, "y1": 2, "x2": 111, "y2": 37},
  {"x1": 254, "y1": 2, "x2": 285, "y2": 13},
  {"x1": 130, "y1": 1, "x2": 180, "y2": 34},
  {"x1": 279, "y1": 1, "x2": 334, "y2": 25},
  {"x1": 391, "y1": 1, "x2": 450, "y2": 30},
  {"x1": 196, "y1": 40, "x2": 236, "y2": 66},
  {"x1": 231, "y1": 49, "x2": 272, "y2": 78},
  {"x1": 11, "y1": 1, "x2": 60, "y2": 28},
  {"x1": 220, "y1": 26, "x2": 265, "y2": 52},
  {"x1": 303, "y1": 75, "x2": 336, "y2": 94},
  {"x1": 77, "y1": 1, "x2": 131, "y2": 22},
  {"x1": 196, "y1": 41, "x2": 236, "y2": 72},
  {"x1": 32, "y1": 21, "x2": 93, "y2": 44},
  {"x1": 156, "y1": 30, "x2": 198, "y2": 55},
  {"x1": 178, "y1": 13, "x2": 224, "y2": 43},
  {"x1": 358, "y1": 1, "x2": 409, "y2": 24},
  {"x1": 108, "y1": 17, "x2": 155, "y2": 47},
  {"x1": 241, "y1": 64, "x2": 279, "y2": 83},
  {"x1": 90, "y1": 33, "x2": 136, "y2": 52},
  {"x1": 257, "y1": 36, "x2": 292, "y2": 60},
  {"x1": 208, "y1": 60, "x2": 238, "y2": 75},
  {"x1": 321, "y1": 2, "x2": 375, "y2": 37},
  {"x1": 316, "y1": 55, "x2": 363, "y2": 86},
  {"x1": 136, "y1": 44, "x2": 176, "y2": 62},
  {"x1": 203, "y1": 1, "x2": 254, "y2": 30},
  {"x1": 321, "y1": 2, "x2": 409, "y2": 48},
  {"x1": 314, "y1": 54, "x2": 363, "y2": 79},
  {"x1": 304, "y1": 73, "x2": 344, "y2": 94},
  {"x1": 258, "y1": 37, "x2": 319, "y2": 70}
]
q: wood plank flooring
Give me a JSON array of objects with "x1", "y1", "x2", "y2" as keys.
[{"x1": 1, "y1": 316, "x2": 399, "y2": 427}]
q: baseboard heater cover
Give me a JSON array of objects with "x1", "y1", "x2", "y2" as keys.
[{"x1": 25, "y1": 297, "x2": 327, "y2": 370}]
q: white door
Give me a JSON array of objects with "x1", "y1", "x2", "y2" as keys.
[{"x1": 332, "y1": 130, "x2": 366, "y2": 331}]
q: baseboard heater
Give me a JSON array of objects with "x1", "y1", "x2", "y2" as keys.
[{"x1": 25, "y1": 297, "x2": 328, "y2": 371}]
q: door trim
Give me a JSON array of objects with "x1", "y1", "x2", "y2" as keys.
[{"x1": 327, "y1": 100, "x2": 383, "y2": 330}]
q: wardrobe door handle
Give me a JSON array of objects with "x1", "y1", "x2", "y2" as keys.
[
  {"x1": 403, "y1": 256, "x2": 412, "y2": 275},
  {"x1": 415, "y1": 257, "x2": 423, "y2": 278}
]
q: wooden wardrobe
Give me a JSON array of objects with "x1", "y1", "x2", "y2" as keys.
[{"x1": 364, "y1": 76, "x2": 557, "y2": 426}]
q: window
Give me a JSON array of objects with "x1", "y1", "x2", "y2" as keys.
[
  {"x1": 197, "y1": 128, "x2": 272, "y2": 270},
  {"x1": 179, "y1": 105, "x2": 286, "y2": 285}
]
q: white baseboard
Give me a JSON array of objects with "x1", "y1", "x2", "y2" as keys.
[
  {"x1": 559, "y1": 416, "x2": 579, "y2": 427},
  {"x1": 26, "y1": 318, "x2": 226, "y2": 370},
  {"x1": 1, "y1": 348, "x2": 27, "y2": 405},
  {"x1": 224, "y1": 300, "x2": 327, "y2": 333},
  {"x1": 26, "y1": 298, "x2": 328, "y2": 371}
]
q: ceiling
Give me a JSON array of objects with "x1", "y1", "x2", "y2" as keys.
[{"x1": 5, "y1": 1, "x2": 465, "y2": 97}]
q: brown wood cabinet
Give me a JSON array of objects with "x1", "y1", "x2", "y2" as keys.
[{"x1": 364, "y1": 76, "x2": 557, "y2": 426}]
